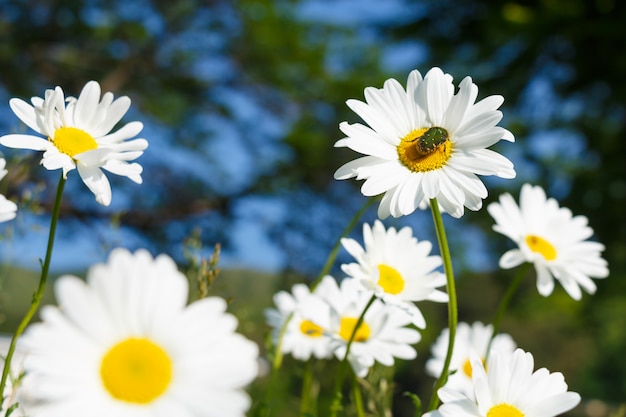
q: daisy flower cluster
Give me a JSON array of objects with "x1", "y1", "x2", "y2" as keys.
[
  {"x1": 0, "y1": 68, "x2": 611, "y2": 417},
  {"x1": 0, "y1": 81, "x2": 260, "y2": 417},
  {"x1": 266, "y1": 275, "x2": 422, "y2": 378}
]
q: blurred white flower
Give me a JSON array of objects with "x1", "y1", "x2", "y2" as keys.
[
  {"x1": 265, "y1": 282, "x2": 334, "y2": 361},
  {"x1": 0, "y1": 158, "x2": 17, "y2": 222},
  {"x1": 334, "y1": 67, "x2": 515, "y2": 218},
  {"x1": 313, "y1": 276, "x2": 421, "y2": 378},
  {"x1": 425, "y1": 321, "x2": 516, "y2": 398},
  {"x1": 20, "y1": 248, "x2": 259, "y2": 417},
  {"x1": 428, "y1": 348, "x2": 580, "y2": 417},
  {"x1": 341, "y1": 220, "x2": 447, "y2": 328},
  {"x1": 0, "y1": 81, "x2": 148, "y2": 206},
  {"x1": 488, "y1": 183, "x2": 609, "y2": 300},
  {"x1": 0, "y1": 334, "x2": 27, "y2": 416}
]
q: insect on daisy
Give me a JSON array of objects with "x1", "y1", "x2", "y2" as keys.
[
  {"x1": 340, "y1": 220, "x2": 448, "y2": 328},
  {"x1": 428, "y1": 348, "x2": 581, "y2": 417},
  {"x1": 487, "y1": 183, "x2": 609, "y2": 300},
  {"x1": 0, "y1": 81, "x2": 148, "y2": 206},
  {"x1": 20, "y1": 248, "x2": 259, "y2": 417},
  {"x1": 425, "y1": 321, "x2": 516, "y2": 398},
  {"x1": 334, "y1": 67, "x2": 515, "y2": 219}
]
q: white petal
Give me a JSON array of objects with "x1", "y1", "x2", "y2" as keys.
[
  {"x1": 9, "y1": 98, "x2": 45, "y2": 134},
  {"x1": 73, "y1": 81, "x2": 101, "y2": 129},
  {"x1": 499, "y1": 250, "x2": 526, "y2": 269},
  {"x1": 76, "y1": 163, "x2": 112, "y2": 206},
  {"x1": 0, "y1": 134, "x2": 54, "y2": 151}
]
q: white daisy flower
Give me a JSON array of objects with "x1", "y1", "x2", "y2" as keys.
[
  {"x1": 487, "y1": 183, "x2": 609, "y2": 300},
  {"x1": 20, "y1": 248, "x2": 259, "y2": 417},
  {"x1": 0, "y1": 81, "x2": 148, "y2": 206},
  {"x1": 265, "y1": 282, "x2": 334, "y2": 361},
  {"x1": 425, "y1": 322, "x2": 516, "y2": 398},
  {"x1": 313, "y1": 276, "x2": 421, "y2": 378},
  {"x1": 340, "y1": 220, "x2": 448, "y2": 329},
  {"x1": 428, "y1": 348, "x2": 581, "y2": 417},
  {"x1": 334, "y1": 67, "x2": 515, "y2": 219},
  {"x1": 0, "y1": 158, "x2": 17, "y2": 222}
]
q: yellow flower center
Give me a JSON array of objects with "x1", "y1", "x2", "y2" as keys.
[
  {"x1": 100, "y1": 338, "x2": 172, "y2": 404},
  {"x1": 300, "y1": 320, "x2": 324, "y2": 338},
  {"x1": 397, "y1": 127, "x2": 452, "y2": 172},
  {"x1": 339, "y1": 317, "x2": 371, "y2": 342},
  {"x1": 377, "y1": 264, "x2": 405, "y2": 295},
  {"x1": 51, "y1": 126, "x2": 98, "y2": 158},
  {"x1": 487, "y1": 403, "x2": 524, "y2": 417},
  {"x1": 462, "y1": 357, "x2": 486, "y2": 378},
  {"x1": 525, "y1": 235, "x2": 557, "y2": 261}
]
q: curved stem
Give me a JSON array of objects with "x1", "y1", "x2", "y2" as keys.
[
  {"x1": 485, "y1": 263, "x2": 530, "y2": 361},
  {"x1": 351, "y1": 374, "x2": 365, "y2": 417},
  {"x1": 330, "y1": 294, "x2": 377, "y2": 417},
  {"x1": 299, "y1": 359, "x2": 315, "y2": 417},
  {"x1": 311, "y1": 197, "x2": 376, "y2": 290},
  {"x1": 426, "y1": 198, "x2": 457, "y2": 411},
  {"x1": 0, "y1": 174, "x2": 66, "y2": 406}
]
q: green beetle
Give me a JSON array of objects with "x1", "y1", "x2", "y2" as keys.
[{"x1": 414, "y1": 127, "x2": 448, "y2": 155}]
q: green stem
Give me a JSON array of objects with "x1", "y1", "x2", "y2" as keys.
[
  {"x1": 0, "y1": 174, "x2": 66, "y2": 406},
  {"x1": 311, "y1": 197, "x2": 376, "y2": 290},
  {"x1": 351, "y1": 374, "x2": 365, "y2": 417},
  {"x1": 299, "y1": 359, "x2": 314, "y2": 417},
  {"x1": 485, "y1": 263, "x2": 529, "y2": 361},
  {"x1": 330, "y1": 294, "x2": 377, "y2": 417},
  {"x1": 426, "y1": 198, "x2": 457, "y2": 411}
]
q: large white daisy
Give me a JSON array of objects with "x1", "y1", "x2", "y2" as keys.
[
  {"x1": 425, "y1": 321, "x2": 516, "y2": 398},
  {"x1": 428, "y1": 348, "x2": 581, "y2": 417},
  {"x1": 487, "y1": 183, "x2": 609, "y2": 300},
  {"x1": 265, "y1": 282, "x2": 334, "y2": 361},
  {"x1": 19, "y1": 248, "x2": 259, "y2": 417},
  {"x1": 312, "y1": 276, "x2": 421, "y2": 378},
  {"x1": 334, "y1": 67, "x2": 515, "y2": 219},
  {"x1": 340, "y1": 220, "x2": 448, "y2": 329},
  {"x1": 0, "y1": 81, "x2": 148, "y2": 206},
  {"x1": 0, "y1": 158, "x2": 17, "y2": 222}
]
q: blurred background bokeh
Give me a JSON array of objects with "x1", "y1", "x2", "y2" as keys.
[{"x1": 0, "y1": 0, "x2": 624, "y2": 415}]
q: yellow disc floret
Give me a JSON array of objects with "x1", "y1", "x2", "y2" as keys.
[
  {"x1": 462, "y1": 357, "x2": 486, "y2": 378},
  {"x1": 339, "y1": 317, "x2": 371, "y2": 342},
  {"x1": 51, "y1": 127, "x2": 98, "y2": 158},
  {"x1": 525, "y1": 235, "x2": 557, "y2": 261},
  {"x1": 377, "y1": 264, "x2": 405, "y2": 295},
  {"x1": 100, "y1": 337, "x2": 172, "y2": 404},
  {"x1": 300, "y1": 320, "x2": 324, "y2": 338},
  {"x1": 487, "y1": 403, "x2": 525, "y2": 417},
  {"x1": 397, "y1": 127, "x2": 452, "y2": 172}
]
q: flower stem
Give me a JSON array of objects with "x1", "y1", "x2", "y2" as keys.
[
  {"x1": 299, "y1": 359, "x2": 315, "y2": 417},
  {"x1": 0, "y1": 174, "x2": 66, "y2": 406},
  {"x1": 485, "y1": 263, "x2": 529, "y2": 361},
  {"x1": 426, "y1": 198, "x2": 457, "y2": 411},
  {"x1": 330, "y1": 294, "x2": 377, "y2": 417},
  {"x1": 351, "y1": 374, "x2": 365, "y2": 417},
  {"x1": 311, "y1": 197, "x2": 376, "y2": 290}
]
